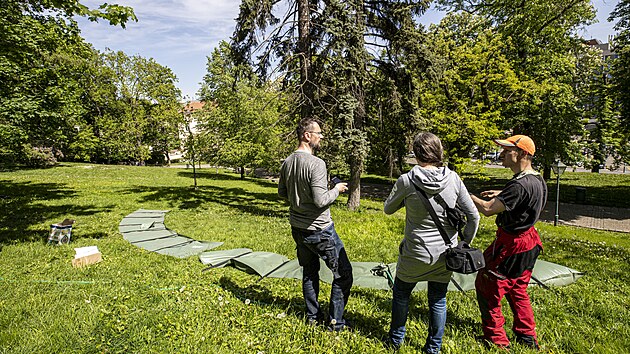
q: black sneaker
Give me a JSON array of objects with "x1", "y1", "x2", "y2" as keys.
[
  {"x1": 475, "y1": 336, "x2": 510, "y2": 350},
  {"x1": 515, "y1": 335, "x2": 540, "y2": 350}
]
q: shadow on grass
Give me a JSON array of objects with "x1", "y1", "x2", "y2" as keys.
[
  {"x1": 349, "y1": 287, "x2": 480, "y2": 344},
  {"x1": 176, "y1": 169, "x2": 279, "y2": 189},
  {"x1": 218, "y1": 276, "x2": 395, "y2": 339},
  {"x1": 179, "y1": 170, "x2": 396, "y2": 202},
  {"x1": 0, "y1": 180, "x2": 111, "y2": 244},
  {"x1": 551, "y1": 183, "x2": 630, "y2": 209},
  {"x1": 123, "y1": 183, "x2": 287, "y2": 218},
  {"x1": 218, "y1": 275, "x2": 479, "y2": 347},
  {"x1": 540, "y1": 202, "x2": 630, "y2": 226}
]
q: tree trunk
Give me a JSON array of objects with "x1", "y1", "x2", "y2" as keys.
[
  {"x1": 297, "y1": 0, "x2": 314, "y2": 119},
  {"x1": 346, "y1": 3, "x2": 368, "y2": 211},
  {"x1": 347, "y1": 155, "x2": 362, "y2": 210},
  {"x1": 347, "y1": 84, "x2": 366, "y2": 211},
  {"x1": 388, "y1": 147, "x2": 394, "y2": 180},
  {"x1": 240, "y1": 166, "x2": 245, "y2": 179}
]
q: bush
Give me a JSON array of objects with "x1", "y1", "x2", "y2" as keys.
[{"x1": 25, "y1": 146, "x2": 63, "y2": 167}]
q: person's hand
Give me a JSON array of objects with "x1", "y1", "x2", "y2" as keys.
[
  {"x1": 336, "y1": 182, "x2": 348, "y2": 193},
  {"x1": 480, "y1": 190, "x2": 501, "y2": 198}
]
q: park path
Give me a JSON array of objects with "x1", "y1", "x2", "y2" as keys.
[
  {"x1": 359, "y1": 184, "x2": 630, "y2": 233},
  {"x1": 541, "y1": 202, "x2": 630, "y2": 233}
]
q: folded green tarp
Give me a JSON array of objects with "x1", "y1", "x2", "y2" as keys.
[
  {"x1": 119, "y1": 209, "x2": 222, "y2": 258},
  {"x1": 199, "y1": 248, "x2": 253, "y2": 268},
  {"x1": 120, "y1": 209, "x2": 584, "y2": 291},
  {"x1": 198, "y1": 250, "x2": 584, "y2": 293}
]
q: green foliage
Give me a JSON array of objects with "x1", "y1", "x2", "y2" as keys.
[
  {"x1": 609, "y1": 0, "x2": 630, "y2": 165},
  {"x1": 0, "y1": 2, "x2": 92, "y2": 164},
  {"x1": 433, "y1": 0, "x2": 599, "y2": 175},
  {"x1": 68, "y1": 127, "x2": 100, "y2": 162},
  {"x1": 0, "y1": 164, "x2": 629, "y2": 353},
  {"x1": 12, "y1": 0, "x2": 137, "y2": 28},
  {"x1": 0, "y1": 0, "x2": 182, "y2": 166},
  {"x1": 418, "y1": 13, "x2": 508, "y2": 169},
  {"x1": 0, "y1": 124, "x2": 29, "y2": 163},
  {"x1": 70, "y1": 50, "x2": 181, "y2": 164},
  {"x1": 198, "y1": 41, "x2": 292, "y2": 173},
  {"x1": 24, "y1": 146, "x2": 63, "y2": 167}
]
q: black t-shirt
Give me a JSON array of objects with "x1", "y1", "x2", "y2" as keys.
[{"x1": 496, "y1": 171, "x2": 547, "y2": 233}]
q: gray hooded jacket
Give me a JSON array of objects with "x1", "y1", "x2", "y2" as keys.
[{"x1": 384, "y1": 165, "x2": 480, "y2": 283}]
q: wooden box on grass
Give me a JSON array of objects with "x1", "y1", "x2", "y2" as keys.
[{"x1": 72, "y1": 252, "x2": 102, "y2": 268}]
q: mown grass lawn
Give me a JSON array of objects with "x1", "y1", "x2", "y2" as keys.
[{"x1": 0, "y1": 163, "x2": 628, "y2": 353}]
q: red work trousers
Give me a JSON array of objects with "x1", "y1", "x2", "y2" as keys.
[
  {"x1": 475, "y1": 268, "x2": 537, "y2": 347},
  {"x1": 475, "y1": 226, "x2": 541, "y2": 347}
]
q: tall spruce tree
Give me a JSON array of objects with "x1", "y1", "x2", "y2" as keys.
[{"x1": 232, "y1": 0, "x2": 429, "y2": 209}]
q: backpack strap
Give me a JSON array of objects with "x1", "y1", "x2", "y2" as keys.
[
  {"x1": 433, "y1": 193, "x2": 450, "y2": 210},
  {"x1": 434, "y1": 192, "x2": 465, "y2": 237}
]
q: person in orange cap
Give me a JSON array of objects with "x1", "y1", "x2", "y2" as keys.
[{"x1": 469, "y1": 134, "x2": 547, "y2": 350}]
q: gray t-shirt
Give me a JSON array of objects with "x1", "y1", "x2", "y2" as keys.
[{"x1": 278, "y1": 150, "x2": 340, "y2": 230}]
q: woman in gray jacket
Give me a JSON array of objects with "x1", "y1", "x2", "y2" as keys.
[{"x1": 384, "y1": 132, "x2": 480, "y2": 353}]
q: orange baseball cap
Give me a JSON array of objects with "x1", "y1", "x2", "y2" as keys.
[{"x1": 494, "y1": 135, "x2": 536, "y2": 156}]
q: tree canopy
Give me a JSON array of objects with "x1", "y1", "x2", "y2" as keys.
[
  {"x1": 0, "y1": 0, "x2": 184, "y2": 166},
  {"x1": 2, "y1": 0, "x2": 627, "y2": 186}
]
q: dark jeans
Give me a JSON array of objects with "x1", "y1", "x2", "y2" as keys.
[
  {"x1": 389, "y1": 277, "x2": 448, "y2": 353},
  {"x1": 291, "y1": 223, "x2": 353, "y2": 329}
]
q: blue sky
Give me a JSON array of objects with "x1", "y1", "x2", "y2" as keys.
[{"x1": 77, "y1": 0, "x2": 620, "y2": 100}]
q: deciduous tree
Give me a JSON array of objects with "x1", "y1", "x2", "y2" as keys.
[{"x1": 198, "y1": 41, "x2": 291, "y2": 178}]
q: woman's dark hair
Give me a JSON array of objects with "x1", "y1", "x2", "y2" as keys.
[
  {"x1": 296, "y1": 118, "x2": 320, "y2": 141},
  {"x1": 413, "y1": 132, "x2": 443, "y2": 166}
]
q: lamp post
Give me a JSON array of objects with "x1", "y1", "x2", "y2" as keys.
[{"x1": 551, "y1": 160, "x2": 567, "y2": 226}]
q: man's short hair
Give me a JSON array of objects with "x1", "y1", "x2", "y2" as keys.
[
  {"x1": 296, "y1": 118, "x2": 320, "y2": 141},
  {"x1": 413, "y1": 132, "x2": 443, "y2": 165}
]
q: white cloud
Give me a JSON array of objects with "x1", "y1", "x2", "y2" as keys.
[
  {"x1": 77, "y1": 0, "x2": 240, "y2": 98},
  {"x1": 75, "y1": 0, "x2": 617, "y2": 100}
]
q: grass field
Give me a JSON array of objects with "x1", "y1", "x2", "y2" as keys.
[{"x1": 0, "y1": 163, "x2": 629, "y2": 353}]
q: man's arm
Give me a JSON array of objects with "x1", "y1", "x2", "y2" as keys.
[
  {"x1": 278, "y1": 164, "x2": 288, "y2": 200},
  {"x1": 470, "y1": 193, "x2": 506, "y2": 217},
  {"x1": 311, "y1": 161, "x2": 340, "y2": 208}
]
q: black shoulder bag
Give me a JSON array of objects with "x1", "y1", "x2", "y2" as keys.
[{"x1": 411, "y1": 182, "x2": 485, "y2": 274}]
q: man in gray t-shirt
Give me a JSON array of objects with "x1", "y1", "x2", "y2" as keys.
[{"x1": 278, "y1": 118, "x2": 353, "y2": 331}]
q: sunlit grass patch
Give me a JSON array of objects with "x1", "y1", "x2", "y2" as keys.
[{"x1": 0, "y1": 163, "x2": 628, "y2": 353}]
